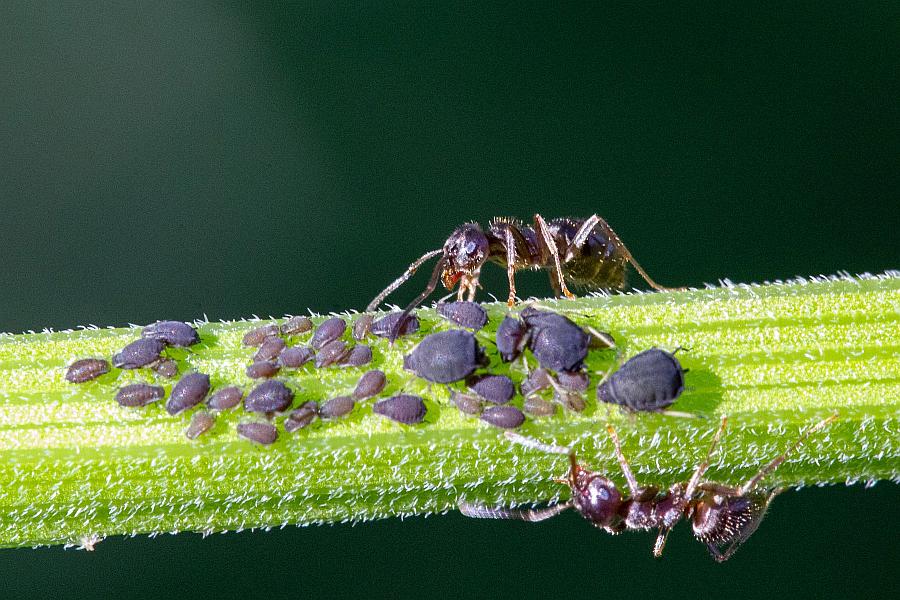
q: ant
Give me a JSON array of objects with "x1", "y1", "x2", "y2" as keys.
[
  {"x1": 459, "y1": 414, "x2": 837, "y2": 562},
  {"x1": 366, "y1": 215, "x2": 681, "y2": 338}
]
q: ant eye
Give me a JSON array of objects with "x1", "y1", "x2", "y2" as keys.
[{"x1": 465, "y1": 241, "x2": 477, "y2": 253}]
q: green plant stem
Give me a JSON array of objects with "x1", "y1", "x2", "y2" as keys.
[{"x1": 0, "y1": 274, "x2": 897, "y2": 549}]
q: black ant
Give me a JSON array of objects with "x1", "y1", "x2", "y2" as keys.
[
  {"x1": 459, "y1": 415, "x2": 837, "y2": 561},
  {"x1": 366, "y1": 215, "x2": 681, "y2": 338}
]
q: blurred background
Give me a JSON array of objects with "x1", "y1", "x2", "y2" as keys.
[{"x1": 0, "y1": 2, "x2": 897, "y2": 598}]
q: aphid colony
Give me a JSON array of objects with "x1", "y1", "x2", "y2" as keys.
[{"x1": 66, "y1": 303, "x2": 684, "y2": 446}]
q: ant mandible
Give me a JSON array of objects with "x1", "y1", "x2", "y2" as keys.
[
  {"x1": 366, "y1": 214, "x2": 681, "y2": 319},
  {"x1": 459, "y1": 415, "x2": 837, "y2": 562}
]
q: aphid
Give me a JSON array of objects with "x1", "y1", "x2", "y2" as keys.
[
  {"x1": 340, "y1": 344, "x2": 372, "y2": 367},
  {"x1": 207, "y1": 386, "x2": 243, "y2": 410},
  {"x1": 152, "y1": 358, "x2": 179, "y2": 378},
  {"x1": 166, "y1": 372, "x2": 211, "y2": 415},
  {"x1": 284, "y1": 401, "x2": 319, "y2": 432},
  {"x1": 437, "y1": 301, "x2": 488, "y2": 330},
  {"x1": 496, "y1": 316, "x2": 528, "y2": 362},
  {"x1": 141, "y1": 320, "x2": 200, "y2": 347},
  {"x1": 459, "y1": 415, "x2": 837, "y2": 562},
  {"x1": 319, "y1": 395, "x2": 355, "y2": 419},
  {"x1": 554, "y1": 389, "x2": 587, "y2": 412},
  {"x1": 246, "y1": 361, "x2": 280, "y2": 379},
  {"x1": 244, "y1": 380, "x2": 294, "y2": 413},
  {"x1": 237, "y1": 422, "x2": 278, "y2": 445},
  {"x1": 451, "y1": 391, "x2": 483, "y2": 415},
  {"x1": 112, "y1": 338, "x2": 166, "y2": 369},
  {"x1": 310, "y1": 317, "x2": 347, "y2": 350},
  {"x1": 65, "y1": 358, "x2": 110, "y2": 383},
  {"x1": 314, "y1": 339, "x2": 350, "y2": 368},
  {"x1": 468, "y1": 374, "x2": 514, "y2": 404},
  {"x1": 403, "y1": 330, "x2": 487, "y2": 383},
  {"x1": 523, "y1": 396, "x2": 556, "y2": 417},
  {"x1": 352, "y1": 314, "x2": 374, "y2": 340},
  {"x1": 279, "y1": 346, "x2": 314, "y2": 368},
  {"x1": 521, "y1": 308, "x2": 592, "y2": 372},
  {"x1": 242, "y1": 324, "x2": 280, "y2": 347},
  {"x1": 369, "y1": 312, "x2": 420, "y2": 339},
  {"x1": 254, "y1": 337, "x2": 286, "y2": 362},
  {"x1": 366, "y1": 215, "x2": 679, "y2": 341},
  {"x1": 373, "y1": 394, "x2": 427, "y2": 424},
  {"x1": 352, "y1": 370, "x2": 387, "y2": 401},
  {"x1": 556, "y1": 370, "x2": 590, "y2": 392},
  {"x1": 185, "y1": 411, "x2": 215, "y2": 440},
  {"x1": 520, "y1": 368, "x2": 552, "y2": 397},
  {"x1": 115, "y1": 383, "x2": 165, "y2": 407},
  {"x1": 281, "y1": 316, "x2": 313, "y2": 336},
  {"x1": 596, "y1": 348, "x2": 685, "y2": 412},
  {"x1": 480, "y1": 405, "x2": 525, "y2": 429}
]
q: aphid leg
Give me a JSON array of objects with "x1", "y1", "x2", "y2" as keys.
[
  {"x1": 587, "y1": 214, "x2": 685, "y2": 292},
  {"x1": 459, "y1": 501, "x2": 573, "y2": 522},
  {"x1": 737, "y1": 415, "x2": 837, "y2": 496},
  {"x1": 653, "y1": 527, "x2": 673, "y2": 558},
  {"x1": 685, "y1": 415, "x2": 728, "y2": 497},
  {"x1": 586, "y1": 326, "x2": 616, "y2": 349},
  {"x1": 366, "y1": 249, "x2": 443, "y2": 312},
  {"x1": 604, "y1": 425, "x2": 641, "y2": 495},
  {"x1": 534, "y1": 213, "x2": 575, "y2": 299},
  {"x1": 505, "y1": 228, "x2": 518, "y2": 306}
]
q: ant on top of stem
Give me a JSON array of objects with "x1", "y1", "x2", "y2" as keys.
[
  {"x1": 459, "y1": 414, "x2": 837, "y2": 562},
  {"x1": 366, "y1": 214, "x2": 681, "y2": 340}
]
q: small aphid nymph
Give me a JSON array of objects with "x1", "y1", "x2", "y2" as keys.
[
  {"x1": 437, "y1": 301, "x2": 488, "y2": 330},
  {"x1": 244, "y1": 380, "x2": 294, "y2": 413},
  {"x1": 254, "y1": 337, "x2": 286, "y2": 362},
  {"x1": 207, "y1": 386, "x2": 243, "y2": 410},
  {"x1": 479, "y1": 405, "x2": 525, "y2": 429},
  {"x1": 237, "y1": 422, "x2": 278, "y2": 445},
  {"x1": 166, "y1": 372, "x2": 211, "y2": 415},
  {"x1": 281, "y1": 316, "x2": 313, "y2": 336},
  {"x1": 319, "y1": 396, "x2": 355, "y2": 419},
  {"x1": 65, "y1": 358, "x2": 110, "y2": 383},
  {"x1": 246, "y1": 361, "x2": 280, "y2": 379},
  {"x1": 142, "y1": 320, "x2": 200, "y2": 347},
  {"x1": 352, "y1": 370, "x2": 387, "y2": 400},
  {"x1": 112, "y1": 338, "x2": 166, "y2": 370},
  {"x1": 115, "y1": 383, "x2": 165, "y2": 407},
  {"x1": 314, "y1": 339, "x2": 350, "y2": 368},
  {"x1": 311, "y1": 317, "x2": 347, "y2": 350},
  {"x1": 279, "y1": 346, "x2": 314, "y2": 368},
  {"x1": 284, "y1": 401, "x2": 318, "y2": 432},
  {"x1": 185, "y1": 411, "x2": 215, "y2": 440},
  {"x1": 374, "y1": 394, "x2": 427, "y2": 424},
  {"x1": 242, "y1": 324, "x2": 280, "y2": 347}
]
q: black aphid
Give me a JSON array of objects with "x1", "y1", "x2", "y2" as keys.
[
  {"x1": 112, "y1": 338, "x2": 166, "y2": 369},
  {"x1": 319, "y1": 396, "x2": 355, "y2": 419},
  {"x1": 152, "y1": 358, "x2": 179, "y2": 378},
  {"x1": 521, "y1": 308, "x2": 590, "y2": 372},
  {"x1": 496, "y1": 316, "x2": 528, "y2": 362},
  {"x1": 314, "y1": 339, "x2": 350, "y2": 368},
  {"x1": 403, "y1": 330, "x2": 487, "y2": 383},
  {"x1": 557, "y1": 370, "x2": 590, "y2": 392},
  {"x1": 284, "y1": 401, "x2": 319, "y2": 432},
  {"x1": 468, "y1": 374, "x2": 514, "y2": 404},
  {"x1": 520, "y1": 368, "x2": 552, "y2": 397},
  {"x1": 65, "y1": 358, "x2": 110, "y2": 383},
  {"x1": 254, "y1": 337, "x2": 286, "y2": 362},
  {"x1": 352, "y1": 370, "x2": 386, "y2": 400},
  {"x1": 237, "y1": 422, "x2": 278, "y2": 445},
  {"x1": 352, "y1": 315, "x2": 374, "y2": 341},
  {"x1": 437, "y1": 301, "x2": 488, "y2": 330},
  {"x1": 207, "y1": 386, "x2": 243, "y2": 410},
  {"x1": 142, "y1": 320, "x2": 200, "y2": 347},
  {"x1": 311, "y1": 317, "x2": 347, "y2": 350},
  {"x1": 281, "y1": 316, "x2": 313, "y2": 336},
  {"x1": 185, "y1": 411, "x2": 215, "y2": 440},
  {"x1": 370, "y1": 312, "x2": 420, "y2": 339},
  {"x1": 373, "y1": 394, "x2": 427, "y2": 424},
  {"x1": 451, "y1": 391, "x2": 483, "y2": 415},
  {"x1": 480, "y1": 405, "x2": 525, "y2": 429},
  {"x1": 244, "y1": 380, "x2": 294, "y2": 413},
  {"x1": 340, "y1": 344, "x2": 372, "y2": 367},
  {"x1": 115, "y1": 383, "x2": 165, "y2": 407},
  {"x1": 596, "y1": 348, "x2": 685, "y2": 412},
  {"x1": 246, "y1": 361, "x2": 280, "y2": 379},
  {"x1": 523, "y1": 396, "x2": 556, "y2": 416},
  {"x1": 279, "y1": 346, "x2": 314, "y2": 368},
  {"x1": 242, "y1": 324, "x2": 280, "y2": 347},
  {"x1": 166, "y1": 372, "x2": 211, "y2": 415}
]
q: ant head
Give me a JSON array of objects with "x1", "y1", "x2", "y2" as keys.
[
  {"x1": 441, "y1": 223, "x2": 489, "y2": 289},
  {"x1": 571, "y1": 471, "x2": 623, "y2": 530}
]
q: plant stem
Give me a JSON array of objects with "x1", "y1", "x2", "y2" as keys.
[{"x1": 0, "y1": 273, "x2": 897, "y2": 549}]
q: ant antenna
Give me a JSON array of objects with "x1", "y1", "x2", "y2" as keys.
[
  {"x1": 366, "y1": 249, "x2": 443, "y2": 312},
  {"x1": 388, "y1": 255, "x2": 447, "y2": 341}
]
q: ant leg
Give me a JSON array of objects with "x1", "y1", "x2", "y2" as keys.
[
  {"x1": 587, "y1": 214, "x2": 685, "y2": 292},
  {"x1": 737, "y1": 415, "x2": 837, "y2": 496},
  {"x1": 459, "y1": 501, "x2": 573, "y2": 522},
  {"x1": 534, "y1": 214, "x2": 576, "y2": 299},
  {"x1": 685, "y1": 416, "x2": 728, "y2": 498},
  {"x1": 366, "y1": 249, "x2": 443, "y2": 312},
  {"x1": 504, "y1": 431, "x2": 571, "y2": 456},
  {"x1": 505, "y1": 228, "x2": 518, "y2": 306},
  {"x1": 653, "y1": 527, "x2": 673, "y2": 558},
  {"x1": 605, "y1": 425, "x2": 640, "y2": 495}
]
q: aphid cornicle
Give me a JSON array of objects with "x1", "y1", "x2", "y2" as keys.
[{"x1": 459, "y1": 415, "x2": 837, "y2": 562}]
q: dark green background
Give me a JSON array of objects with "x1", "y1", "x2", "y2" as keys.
[{"x1": 1, "y1": 2, "x2": 897, "y2": 598}]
